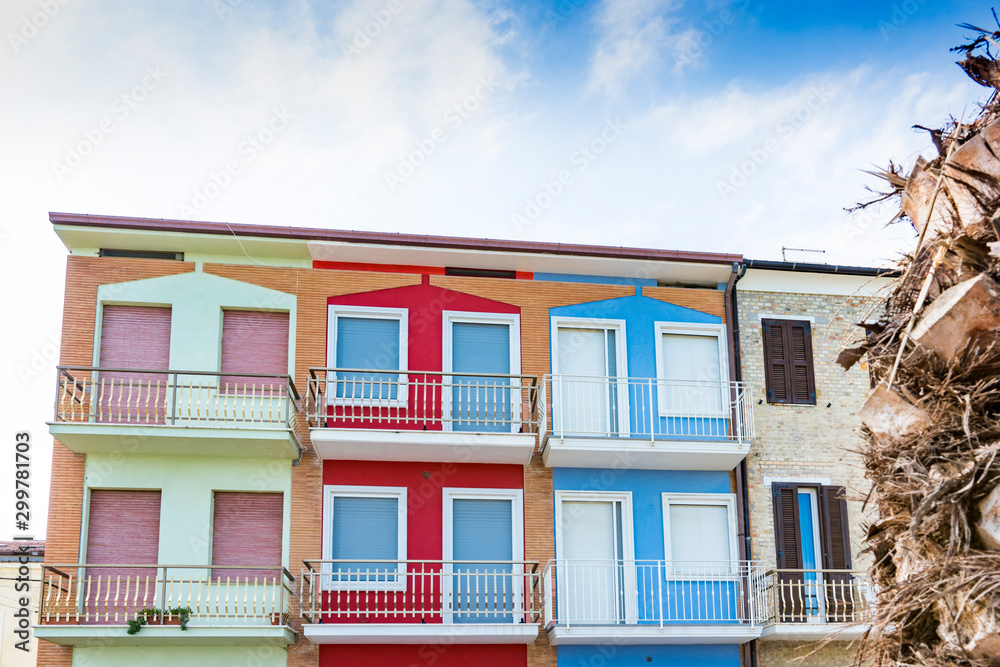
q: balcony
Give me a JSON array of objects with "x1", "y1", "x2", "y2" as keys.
[
  {"x1": 760, "y1": 569, "x2": 874, "y2": 641},
  {"x1": 542, "y1": 560, "x2": 765, "y2": 645},
  {"x1": 48, "y1": 366, "x2": 301, "y2": 458},
  {"x1": 306, "y1": 369, "x2": 538, "y2": 464},
  {"x1": 300, "y1": 560, "x2": 540, "y2": 644},
  {"x1": 539, "y1": 375, "x2": 754, "y2": 470},
  {"x1": 34, "y1": 564, "x2": 296, "y2": 646}
]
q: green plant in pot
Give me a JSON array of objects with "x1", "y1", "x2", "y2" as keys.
[
  {"x1": 166, "y1": 606, "x2": 192, "y2": 630},
  {"x1": 126, "y1": 608, "x2": 161, "y2": 635}
]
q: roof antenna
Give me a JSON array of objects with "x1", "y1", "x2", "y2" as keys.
[{"x1": 781, "y1": 246, "x2": 826, "y2": 262}]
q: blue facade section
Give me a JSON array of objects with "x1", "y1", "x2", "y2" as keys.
[
  {"x1": 553, "y1": 468, "x2": 730, "y2": 561},
  {"x1": 550, "y1": 295, "x2": 726, "y2": 441},
  {"x1": 549, "y1": 294, "x2": 720, "y2": 382},
  {"x1": 534, "y1": 272, "x2": 657, "y2": 286},
  {"x1": 557, "y1": 644, "x2": 740, "y2": 667}
]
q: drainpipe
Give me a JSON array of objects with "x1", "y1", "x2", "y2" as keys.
[{"x1": 724, "y1": 261, "x2": 756, "y2": 667}]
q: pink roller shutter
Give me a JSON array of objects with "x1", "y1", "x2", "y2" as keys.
[
  {"x1": 220, "y1": 311, "x2": 289, "y2": 394},
  {"x1": 84, "y1": 490, "x2": 161, "y2": 622},
  {"x1": 97, "y1": 306, "x2": 172, "y2": 423},
  {"x1": 211, "y1": 492, "x2": 283, "y2": 582}
]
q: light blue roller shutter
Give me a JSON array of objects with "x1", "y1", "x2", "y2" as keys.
[
  {"x1": 335, "y1": 317, "x2": 400, "y2": 399},
  {"x1": 330, "y1": 496, "x2": 399, "y2": 582},
  {"x1": 452, "y1": 498, "x2": 514, "y2": 622},
  {"x1": 451, "y1": 322, "x2": 511, "y2": 432}
]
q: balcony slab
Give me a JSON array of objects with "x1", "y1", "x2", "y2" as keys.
[
  {"x1": 33, "y1": 624, "x2": 296, "y2": 646},
  {"x1": 541, "y1": 436, "x2": 748, "y2": 471},
  {"x1": 309, "y1": 428, "x2": 536, "y2": 464},
  {"x1": 48, "y1": 423, "x2": 301, "y2": 459},
  {"x1": 546, "y1": 624, "x2": 762, "y2": 645},
  {"x1": 303, "y1": 622, "x2": 539, "y2": 644},
  {"x1": 760, "y1": 622, "x2": 868, "y2": 641}
]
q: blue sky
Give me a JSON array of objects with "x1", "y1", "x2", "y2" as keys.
[{"x1": 0, "y1": 0, "x2": 992, "y2": 537}]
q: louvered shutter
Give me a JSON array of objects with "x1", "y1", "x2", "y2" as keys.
[
  {"x1": 98, "y1": 306, "x2": 172, "y2": 423},
  {"x1": 762, "y1": 320, "x2": 815, "y2": 405},
  {"x1": 211, "y1": 492, "x2": 283, "y2": 582},
  {"x1": 85, "y1": 490, "x2": 161, "y2": 622},
  {"x1": 789, "y1": 322, "x2": 816, "y2": 405},
  {"x1": 220, "y1": 311, "x2": 289, "y2": 394},
  {"x1": 772, "y1": 483, "x2": 804, "y2": 622},
  {"x1": 820, "y1": 486, "x2": 854, "y2": 622}
]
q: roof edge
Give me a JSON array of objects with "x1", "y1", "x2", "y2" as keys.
[
  {"x1": 49, "y1": 212, "x2": 743, "y2": 265},
  {"x1": 744, "y1": 258, "x2": 900, "y2": 278}
]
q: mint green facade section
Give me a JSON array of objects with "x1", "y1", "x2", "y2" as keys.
[
  {"x1": 72, "y1": 645, "x2": 287, "y2": 667},
  {"x1": 93, "y1": 269, "x2": 297, "y2": 377},
  {"x1": 82, "y1": 454, "x2": 291, "y2": 568}
]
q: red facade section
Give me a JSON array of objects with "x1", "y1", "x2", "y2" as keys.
[
  {"x1": 320, "y1": 644, "x2": 526, "y2": 667},
  {"x1": 326, "y1": 281, "x2": 520, "y2": 430}
]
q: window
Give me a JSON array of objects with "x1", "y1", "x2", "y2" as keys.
[
  {"x1": 97, "y1": 305, "x2": 172, "y2": 423},
  {"x1": 662, "y1": 493, "x2": 737, "y2": 575},
  {"x1": 762, "y1": 319, "x2": 815, "y2": 405},
  {"x1": 551, "y1": 317, "x2": 628, "y2": 437},
  {"x1": 443, "y1": 312, "x2": 520, "y2": 433},
  {"x1": 655, "y1": 323, "x2": 727, "y2": 416},
  {"x1": 323, "y1": 485, "x2": 407, "y2": 590},
  {"x1": 327, "y1": 306, "x2": 407, "y2": 404},
  {"x1": 771, "y1": 483, "x2": 852, "y2": 622},
  {"x1": 211, "y1": 492, "x2": 283, "y2": 582},
  {"x1": 443, "y1": 488, "x2": 524, "y2": 623},
  {"x1": 220, "y1": 310, "x2": 289, "y2": 393}
]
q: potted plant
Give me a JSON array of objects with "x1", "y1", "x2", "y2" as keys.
[
  {"x1": 126, "y1": 608, "x2": 160, "y2": 635},
  {"x1": 163, "y1": 606, "x2": 192, "y2": 630}
]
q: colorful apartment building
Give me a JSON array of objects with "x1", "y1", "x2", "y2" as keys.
[
  {"x1": 33, "y1": 212, "x2": 889, "y2": 667},
  {"x1": 736, "y1": 261, "x2": 892, "y2": 667}
]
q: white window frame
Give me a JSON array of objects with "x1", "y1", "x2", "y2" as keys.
[
  {"x1": 322, "y1": 484, "x2": 408, "y2": 591},
  {"x1": 661, "y1": 492, "x2": 739, "y2": 577},
  {"x1": 554, "y1": 489, "x2": 637, "y2": 622},
  {"x1": 550, "y1": 316, "x2": 629, "y2": 438},
  {"x1": 654, "y1": 321, "x2": 728, "y2": 417},
  {"x1": 442, "y1": 311, "x2": 521, "y2": 434},
  {"x1": 442, "y1": 487, "x2": 524, "y2": 624},
  {"x1": 326, "y1": 305, "x2": 408, "y2": 407}
]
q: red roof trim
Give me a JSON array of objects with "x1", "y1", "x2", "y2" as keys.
[{"x1": 50, "y1": 212, "x2": 743, "y2": 265}]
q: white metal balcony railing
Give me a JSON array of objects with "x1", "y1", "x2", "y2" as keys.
[
  {"x1": 300, "y1": 560, "x2": 541, "y2": 624},
  {"x1": 763, "y1": 569, "x2": 875, "y2": 625},
  {"x1": 542, "y1": 560, "x2": 767, "y2": 627},
  {"x1": 54, "y1": 366, "x2": 300, "y2": 430},
  {"x1": 38, "y1": 564, "x2": 295, "y2": 626},
  {"x1": 306, "y1": 368, "x2": 538, "y2": 433},
  {"x1": 539, "y1": 375, "x2": 754, "y2": 444}
]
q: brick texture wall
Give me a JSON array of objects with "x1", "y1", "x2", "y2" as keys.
[
  {"x1": 738, "y1": 289, "x2": 876, "y2": 667},
  {"x1": 44, "y1": 256, "x2": 727, "y2": 667}
]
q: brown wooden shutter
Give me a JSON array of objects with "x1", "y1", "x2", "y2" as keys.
[
  {"x1": 220, "y1": 311, "x2": 289, "y2": 393},
  {"x1": 789, "y1": 322, "x2": 816, "y2": 404},
  {"x1": 211, "y1": 492, "x2": 283, "y2": 582},
  {"x1": 762, "y1": 319, "x2": 815, "y2": 405},
  {"x1": 820, "y1": 485, "x2": 854, "y2": 622},
  {"x1": 98, "y1": 306, "x2": 172, "y2": 423},
  {"x1": 772, "y1": 483, "x2": 804, "y2": 622},
  {"x1": 85, "y1": 490, "x2": 161, "y2": 621}
]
